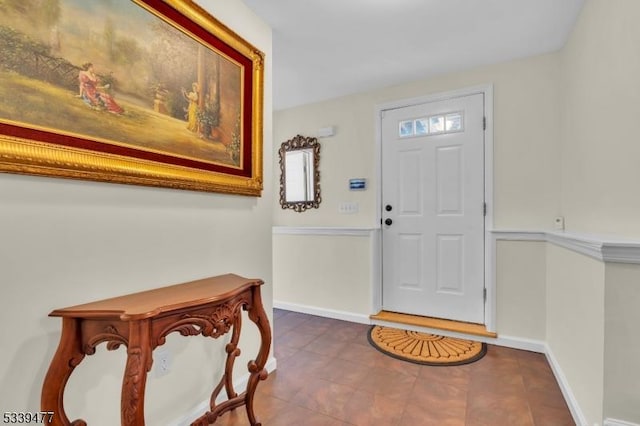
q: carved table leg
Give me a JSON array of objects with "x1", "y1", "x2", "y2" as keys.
[
  {"x1": 121, "y1": 320, "x2": 152, "y2": 426},
  {"x1": 209, "y1": 313, "x2": 242, "y2": 411},
  {"x1": 41, "y1": 318, "x2": 87, "y2": 426},
  {"x1": 224, "y1": 313, "x2": 242, "y2": 400},
  {"x1": 244, "y1": 286, "x2": 272, "y2": 426}
]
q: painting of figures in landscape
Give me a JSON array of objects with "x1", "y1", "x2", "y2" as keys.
[{"x1": 0, "y1": 0, "x2": 244, "y2": 168}]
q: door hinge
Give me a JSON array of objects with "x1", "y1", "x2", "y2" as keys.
[
  {"x1": 483, "y1": 288, "x2": 487, "y2": 301},
  {"x1": 483, "y1": 202, "x2": 487, "y2": 216},
  {"x1": 483, "y1": 116, "x2": 486, "y2": 130}
]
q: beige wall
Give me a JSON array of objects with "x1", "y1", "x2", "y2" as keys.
[
  {"x1": 604, "y1": 263, "x2": 640, "y2": 423},
  {"x1": 546, "y1": 245, "x2": 605, "y2": 425},
  {"x1": 0, "y1": 1, "x2": 273, "y2": 424},
  {"x1": 273, "y1": 233, "x2": 372, "y2": 316},
  {"x1": 495, "y1": 241, "x2": 546, "y2": 340},
  {"x1": 561, "y1": 0, "x2": 640, "y2": 238},
  {"x1": 274, "y1": 96, "x2": 379, "y2": 227},
  {"x1": 554, "y1": 1, "x2": 640, "y2": 423},
  {"x1": 274, "y1": 52, "x2": 562, "y2": 230}
]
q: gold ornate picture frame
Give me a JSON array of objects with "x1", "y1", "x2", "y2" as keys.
[{"x1": 0, "y1": 0, "x2": 264, "y2": 195}]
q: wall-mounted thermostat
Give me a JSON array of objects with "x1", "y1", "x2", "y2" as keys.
[{"x1": 349, "y1": 178, "x2": 366, "y2": 191}]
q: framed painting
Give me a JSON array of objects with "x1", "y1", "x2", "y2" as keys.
[{"x1": 0, "y1": 0, "x2": 264, "y2": 195}]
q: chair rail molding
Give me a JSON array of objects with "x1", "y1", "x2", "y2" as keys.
[
  {"x1": 272, "y1": 226, "x2": 377, "y2": 236},
  {"x1": 491, "y1": 229, "x2": 640, "y2": 265}
]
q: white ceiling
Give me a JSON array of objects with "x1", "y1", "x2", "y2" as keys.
[{"x1": 242, "y1": 0, "x2": 585, "y2": 111}]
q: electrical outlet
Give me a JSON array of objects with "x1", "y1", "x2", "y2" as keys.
[
  {"x1": 154, "y1": 348, "x2": 171, "y2": 378},
  {"x1": 554, "y1": 216, "x2": 565, "y2": 230}
]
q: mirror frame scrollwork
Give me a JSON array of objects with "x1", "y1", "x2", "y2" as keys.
[{"x1": 278, "y1": 135, "x2": 321, "y2": 212}]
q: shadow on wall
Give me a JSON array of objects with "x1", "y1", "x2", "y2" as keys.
[{"x1": 3, "y1": 321, "x2": 62, "y2": 411}]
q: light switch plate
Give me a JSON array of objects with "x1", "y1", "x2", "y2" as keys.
[{"x1": 338, "y1": 202, "x2": 359, "y2": 214}]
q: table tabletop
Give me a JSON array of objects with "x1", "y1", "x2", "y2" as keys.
[{"x1": 49, "y1": 274, "x2": 264, "y2": 321}]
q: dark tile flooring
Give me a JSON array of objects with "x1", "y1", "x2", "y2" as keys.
[{"x1": 216, "y1": 309, "x2": 575, "y2": 425}]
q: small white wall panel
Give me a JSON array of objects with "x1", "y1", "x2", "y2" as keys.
[
  {"x1": 399, "y1": 150, "x2": 422, "y2": 215},
  {"x1": 436, "y1": 145, "x2": 464, "y2": 215},
  {"x1": 398, "y1": 233, "x2": 422, "y2": 290},
  {"x1": 436, "y1": 234, "x2": 464, "y2": 294}
]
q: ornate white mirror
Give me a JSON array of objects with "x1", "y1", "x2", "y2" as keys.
[{"x1": 278, "y1": 135, "x2": 321, "y2": 212}]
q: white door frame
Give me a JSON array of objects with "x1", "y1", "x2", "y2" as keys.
[{"x1": 373, "y1": 84, "x2": 495, "y2": 332}]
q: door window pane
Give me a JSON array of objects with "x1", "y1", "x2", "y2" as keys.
[
  {"x1": 445, "y1": 113, "x2": 463, "y2": 132},
  {"x1": 429, "y1": 116, "x2": 445, "y2": 133},
  {"x1": 415, "y1": 118, "x2": 429, "y2": 135},
  {"x1": 398, "y1": 111, "x2": 465, "y2": 139},
  {"x1": 399, "y1": 120, "x2": 414, "y2": 137}
]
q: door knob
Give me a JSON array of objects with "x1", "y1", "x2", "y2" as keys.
[
  {"x1": 384, "y1": 218, "x2": 393, "y2": 226},
  {"x1": 385, "y1": 205, "x2": 393, "y2": 211}
]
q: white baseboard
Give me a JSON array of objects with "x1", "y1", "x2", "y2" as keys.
[
  {"x1": 604, "y1": 419, "x2": 640, "y2": 426},
  {"x1": 273, "y1": 300, "x2": 371, "y2": 324},
  {"x1": 168, "y1": 356, "x2": 277, "y2": 426},
  {"x1": 545, "y1": 345, "x2": 587, "y2": 426},
  {"x1": 277, "y1": 302, "x2": 547, "y2": 354},
  {"x1": 489, "y1": 334, "x2": 547, "y2": 353}
]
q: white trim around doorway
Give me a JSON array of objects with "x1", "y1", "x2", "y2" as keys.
[{"x1": 374, "y1": 84, "x2": 496, "y2": 331}]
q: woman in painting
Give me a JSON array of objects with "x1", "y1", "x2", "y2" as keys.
[
  {"x1": 182, "y1": 82, "x2": 199, "y2": 132},
  {"x1": 78, "y1": 62, "x2": 124, "y2": 114}
]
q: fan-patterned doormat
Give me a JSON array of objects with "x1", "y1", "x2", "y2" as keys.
[{"x1": 368, "y1": 325, "x2": 487, "y2": 366}]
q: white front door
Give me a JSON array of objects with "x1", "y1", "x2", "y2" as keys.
[{"x1": 381, "y1": 93, "x2": 485, "y2": 324}]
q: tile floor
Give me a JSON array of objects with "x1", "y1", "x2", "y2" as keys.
[{"x1": 215, "y1": 309, "x2": 575, "y2": 425}]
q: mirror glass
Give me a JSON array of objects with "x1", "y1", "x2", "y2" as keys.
[
  {"x1": 279, "y1": 135, "x2": 320, "y2": 212},
  {"x1": 285, "y1": 149, "x2": 314, "y2": 202}
]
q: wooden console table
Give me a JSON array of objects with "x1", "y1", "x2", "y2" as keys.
[{"x1": 41, "y1": 274, "x2": 271, "y2": 426}]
